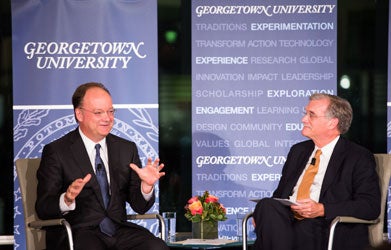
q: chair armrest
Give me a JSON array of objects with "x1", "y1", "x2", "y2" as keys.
[
  {"x1": 29, "y1": 218, "x2": 68, "y2": 229},
  {"x1": 327, "y1": 216, "x2": 379, "y2": 250},
  {"x1": 242, "y1": 212, "x2": 254, "y2": 250},
  {"x1": 127, "y1": 213, "x2": 163, "y2": 221},
  {"x1": 28, "y1": 219, "x2": 74, "y2": 250},
  {"x1": 127, "y1": 213, "x2": 166, "y2": 241},
  {"x1": 0, "y1": 235, "x2": 14, "y2": 245},
  {"x1": 331, "y1": 216, "x2": 379, "y2": 224}
]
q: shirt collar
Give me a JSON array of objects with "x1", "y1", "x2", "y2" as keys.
[
  {"x1": 78, "y1": 127, "x2": 107, "y2": 153},
  {"x1": 316, "y1": 135, "x2": 340, "y2": 159}
]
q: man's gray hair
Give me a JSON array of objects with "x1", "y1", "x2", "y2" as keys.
[{"x1": 310, "y1": 93, "x2": 353, "y2": 134}]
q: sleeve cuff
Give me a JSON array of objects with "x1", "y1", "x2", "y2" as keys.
[
  {"x1": 60, "y1": 193, "x2": 76, "y2": 213},
  {"x1": 141, "y1": 185, "x2": 154, "y2": 201}
]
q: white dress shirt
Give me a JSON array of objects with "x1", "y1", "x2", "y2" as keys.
[{"x1": 290, "y1": 136, "x2": 339, "y2": 202}]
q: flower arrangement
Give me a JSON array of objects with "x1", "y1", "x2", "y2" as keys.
[{"x1": 184, "y1": 191, "x2": 227, "y2": 223}]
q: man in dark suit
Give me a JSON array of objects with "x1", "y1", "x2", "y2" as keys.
[
  {"x1": 36, "y1": 82, "x2": 169, "y2": 250},
  {"x1": 253, "y1": 93, "x2": 380, "y2": 250}
]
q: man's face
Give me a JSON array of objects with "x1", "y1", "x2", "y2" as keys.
[
  {"x1": 76, "y1": 87, "x2": 114, "y2": 142},
  {"x1": 301, "y1": 98, "x2": 333, "y2": 141}
]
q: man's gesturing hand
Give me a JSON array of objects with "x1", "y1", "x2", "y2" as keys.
[
  {"x1": 64, "y1": 174, "x2": 91, "y2": 206},
  {"x1": 129, "y1": 158, "x2": 165, "y2": 194}
]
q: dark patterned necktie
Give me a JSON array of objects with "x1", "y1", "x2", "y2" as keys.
[
  {"x1": 95, "y1": 144, "x2": 110, "y2": 208},
  {"x1": 95, "y1": 144, "x2": 116, "y2": 236}
]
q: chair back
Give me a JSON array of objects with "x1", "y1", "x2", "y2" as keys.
[
  {"x1": 15, "y1": 158, "x2": 45, "y2": 250},
  {"x1": 369, "y1": 154, "x2": 391, "y2": 246}
]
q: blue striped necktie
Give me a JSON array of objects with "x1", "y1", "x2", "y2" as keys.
[
  {"x1": 95, "y1": 144, "x2": 110, "y2": 208},
  {"x1": 95, "y1": 144, "x2": 116, "y2": 236}
]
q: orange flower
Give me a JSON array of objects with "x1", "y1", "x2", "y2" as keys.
[
  {"x1": 184, "y1": 191, "x2": 227, "y2": 223},
  {"x1": 188, "y1": 200, "x2": 203, "y2": 215},
  {"x1": 188, "y1": 196, "x2": 199, "y2": 204},
  {"x1": 220, "y1": 204, "x2": 226, "y2": 213},
  {"x1": 205, "y1": 194, "x2": 219, "y2": 203}
]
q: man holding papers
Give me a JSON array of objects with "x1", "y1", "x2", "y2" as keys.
[{"x1": 252, "y1": 94, "x2": 380, "y2": 250}]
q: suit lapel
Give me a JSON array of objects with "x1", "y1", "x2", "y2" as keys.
[
  {"x1": 285, "y1": 147, "x2": 313, "y2": 196},
  {"x1": 69, "y1": 129, "x2": 106, "y2": 208},
  {"x1": 69, "y1": 129, "x2": 94, "y2": 175},
  {"x1": 320, "y1": 137, "x2": 346, "y2": 199},
  {"x1": 106, "y1": 135, "x2": 120, "y2": 206}
]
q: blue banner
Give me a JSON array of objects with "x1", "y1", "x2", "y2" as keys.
[
  {"x1": 12, "y1": 0, "x2": 158, "y2": 249},
  {"x1": 192, "y1": 0, "x2": 337, "y2": 239}
]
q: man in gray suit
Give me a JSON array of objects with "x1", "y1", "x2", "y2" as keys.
[
  {"x1": 36, "y1": 82, "x2": 169, "y2": 250},
  {"x1": 253, "y1": 93, "x2": 380, "y2": 250}
]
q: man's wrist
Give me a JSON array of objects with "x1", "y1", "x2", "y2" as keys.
[
  {"x1": 60, "y1": 192, "x2": 75, "y2": 212},
  {"x1": 64, "y1": 193, "x2": 73, "y2": 204}
]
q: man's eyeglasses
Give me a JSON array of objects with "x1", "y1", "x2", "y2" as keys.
[
  {"x1": 80, "y1": 107, "x2": 116, "y2": 117},
  {"x1": 302, "y1": 111, "x2": 330, "y2": 120}
]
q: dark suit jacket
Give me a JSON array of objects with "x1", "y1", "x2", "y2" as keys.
[
  {"x1": 35, "y1": 128, "x2": 155, "y2": 244},
  {"x1": 273, "y1": 137, "x2": 380, "y2": 250}
]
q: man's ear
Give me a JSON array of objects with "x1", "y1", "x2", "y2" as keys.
[
  {"x1": 75, "y1": 109, "x2": 83, "y2": 122},
  {"x1": 328, "y1": 117, "x2": 339, "y2": 130}
]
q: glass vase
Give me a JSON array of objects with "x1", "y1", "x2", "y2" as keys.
[{"x1": 192, "y1": 221, "x2": 218, "y2": 239}]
